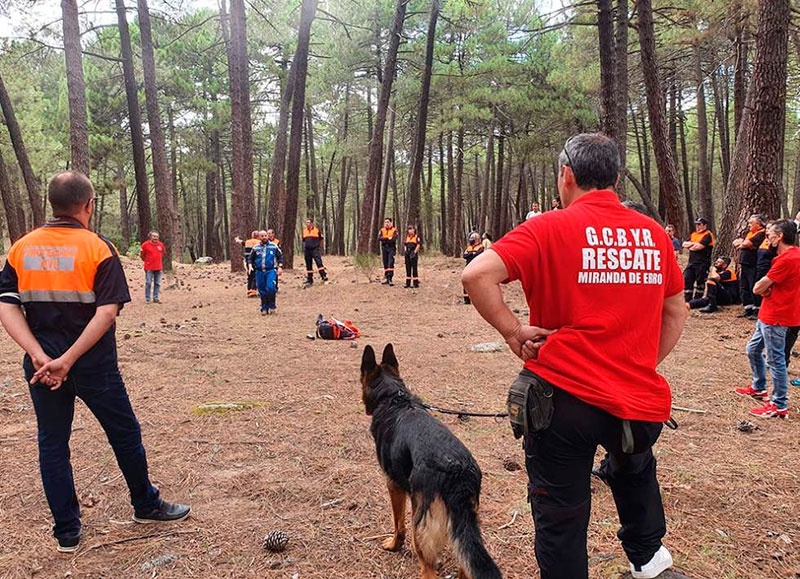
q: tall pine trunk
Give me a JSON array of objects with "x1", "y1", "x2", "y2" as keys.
[
  {"x1": 266, "y1": 58, "x2": 296, "y2": 230},
  {"x1": 694, "y1": 46, "x2": 713, "y2": 226},
  {"x1": 597, "y1": 0, "x2": 616, "y2": 140},
  {"x1": 226, "y1": 0, "x2": 256, "y2": 271},
  {"x1": 61, "y1": 0, "x2": 90, "y2": 175},
  {"x1": 137, "y1": 0, "x2": 179, "y2": 267},
  {"x1": 636, "y1": 0, "x2": 687, "y2": 237},
  {"x1": 742, "y1": 0, "x2": 789, "y2": 221},
  {"x1": 614, "y1": 0, "x2": 628, "y2": 195},
  {"x1": 406, "y1": 0, "x2": 439, "y2": 234},
  {"x1": 0, "y1": 73, "x2": 44, "y2": 225},
  {"x1": 0, "y1": 150, "x2": 23, "y2": 240},
  {"x1": 281, "y1": 0, "x2": 318, "y2": 269},
  {"x1": 357, "y1": 0, "x2": 407, "y2": 255},
  {"x1": 115, "y1": 0, "x2": 152, "y2": 240}
]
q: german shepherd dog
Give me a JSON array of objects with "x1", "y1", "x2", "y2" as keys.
[{"x1": 360, "y1": 344, "x2": 502, "y2": 579}]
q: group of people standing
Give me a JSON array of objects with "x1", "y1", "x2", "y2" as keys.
[{"x1": 663, "y1": 213, "x2": 800, "y2": 420}]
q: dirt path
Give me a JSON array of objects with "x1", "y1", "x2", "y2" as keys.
[{"x1": 1, "y1": 255, "x2": 798, "y2": 578}]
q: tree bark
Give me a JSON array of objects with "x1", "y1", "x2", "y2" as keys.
[
  {"x1": 741, "y1": 0, "x2": 789, "y2": 222},
  {"x1": 733, "y1": 1, "x2": 748, "y2": 139},
  {"x1": 406, "y1": 0, "x2": 439, "y2": 234},
  {"x1": 694, "y1": 47, "x2": 713, "y2": 227},
  {"x1": 306, "y1": 105, "x2": 320, "y2": 218},
  {"x1": 115, "y1": 0, "x2": 152, "y2": 240},
  {"x1": 710, "y1": 69, "x2": 731, "y2": 189},
  {"x1": 453, "y1": 125, "x2": 464, "y2": 256},
  {"x1": 266, "y1": 58, "x2": 296, "y2": 231},
  {"x1": 0, "y1": 72, "x2": 44, "y2": 225},
  {"x1": 357, "y1": 0, "x2": 407, "y2": 255},
  {"x1": 281, "y1": 0, "x2": 317, "y2": 268},
  {"x1": 379, "y1": 106, "x2": 395, "y2": 236},
  {"x1": 677, "y1": 90, "x2": 694, "y2": 227},
  {"x1": 61, "y1": 0, "x2": 90, "y2": 175},
  {"x1": 597, "y1": 0, "x2": 616, "y2": 140},
  {"x1": 118, "y1": 165, "x2": 130, "y2": 246},
  {"x1": 438, "y1": 133, "x2": 447, "y2": 253},
  {"x1": 636, "y1": 0, "x2": 687, "y2": 237},
  {"x1": 446, "y1": 131, "x2": 456, "y2": 255},
  {"x1": 226, "y1": 0, "x2": 256, "y2": 271},
  {"x1": 137, "y1": 0, "x2": 179, "y2": 268},
  {"x1": 491, "y1": 129, "x2": 505, "y2": 237},
  {"x1": 0, "y1": 150, "x2": 23, "y2": 241},
  {"x1": 614, "y1": 0, "x2": 628, "y2": 196}
]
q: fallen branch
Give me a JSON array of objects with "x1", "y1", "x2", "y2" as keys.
[
  {"x1": 362, "y1": 532, "x2": 393, "y2": 541},
  {"x1": 671, "y1": 405, "x2": 707, "y2": 414},
  {"x1": 498, "y1": 509, "x2": 520, "y2": 530},
  {"x1": 79, "y1": 529, "x2": 197, "y2": 556}
]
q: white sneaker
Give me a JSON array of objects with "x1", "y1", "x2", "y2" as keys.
[{"x1": 630, "y1": 546, "x2": 673, "y2": 578}]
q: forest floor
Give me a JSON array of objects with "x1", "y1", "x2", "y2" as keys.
[{"x1": 0, "y1": 254, "x2": 799, "y2": 579}]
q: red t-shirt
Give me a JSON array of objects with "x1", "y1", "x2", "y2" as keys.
[
  {"x1": 759, "y1": 246, "x2": 800, "y2": 326},
  {"x1": 491, "y1": 189, "x2": 684, "y2": 422},
  {"x1": 140, "y1": 241, "x2": 165, "y2": 271}
]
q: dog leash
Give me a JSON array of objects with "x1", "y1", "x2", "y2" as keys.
[
  {"x1": 421, "y1": 402, "x2": 508, "y2": 421},
  {"x1": 421, "y1": 401, "x2": 679, "y2": 430}
]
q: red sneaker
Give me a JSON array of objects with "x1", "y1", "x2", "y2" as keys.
[
  {"x1": 735, "y1": 384, "x2": 768, "y2": 401},
  {"x1": 749, "y1": 402, "x2": 788, "y2": 419}
]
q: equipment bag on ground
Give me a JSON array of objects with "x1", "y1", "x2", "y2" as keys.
[{"x1": 316, "y1": 315, "x2": 361, "y2": 340}]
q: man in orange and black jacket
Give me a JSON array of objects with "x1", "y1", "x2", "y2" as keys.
[
  {"x1": 378, "y1": 218, "x2": 398, "y2": 286},
  {"x1": 682, "y1": 217, "x2": 715, "y2": 301},
  {"x1": 0, "y1": 172, "x2": 189, "y2": 554},
  {"x1": 688, "y1": 256, "x2": 740, "y2": 313},
  {"x1": 302, "y1": 218, "x2": 328, "y2": 286}
]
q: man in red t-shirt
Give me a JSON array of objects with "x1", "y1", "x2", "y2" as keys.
[
  {"x1": 735, "y1": 219, "x2": 800, "y2": 419},
  {"x1": 140, "y1": 231, "x2": 165, "y2": 303},
  {"x1": 462, "y1": 134, "x2": 688, "y2": 579}
]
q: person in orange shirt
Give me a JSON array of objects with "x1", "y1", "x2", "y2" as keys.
[
  {"x1": 0, "y1": 172, "x2": 190, "y2": 553},
  {"x1": 301, "y1": 218, "x2": 328, "y2": 286},
  {"x1": 403, "y1": 225, "x2": 422, "y2": 288},
  {"x1": 234, "y1": 231, "x2": 261, "y2": 297},
  {"x1": 681, "y1": 217, "x2": 715, "y2": 301},
  {"x1": 378, "y1": 217, "x2": 399, "y2": 286},
  {"x1": 733, "y1": 214, "x2": 766, "y2": 318}
]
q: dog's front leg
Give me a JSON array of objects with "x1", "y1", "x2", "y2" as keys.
[{"x1": 382, "y1": 480, "x2": 407, "y2": 551}]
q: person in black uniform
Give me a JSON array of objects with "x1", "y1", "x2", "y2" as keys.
[
  {"x1": 751, "y1": 225, "x2": 778, "y2": 320},
  {"x1": 301, "y1": 218, "x2": 328, "y2": 286},
  {"x1": 378, "y1": 218, "x2": 398, "y2": 286},
  {"x1": 688, "y1": 256, "x2": 739, "y2": 313},
  {"x1": 403, "y1": 225, "x2": 422, "y2": 288},
  {"x1": 732, "y1": 214, "x2": 766, "y2": 318},
  {"x1": 682, "y1": 217, "x2": 714, "y2": 301},
  {"x1": 0, "y1": 172, "x2": 190, "y2": 553}
]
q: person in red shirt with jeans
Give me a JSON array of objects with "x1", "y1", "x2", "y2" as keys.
[
  {"x1": 735, "y1": 219, "x2": 800, "y2": 418},
  {"x1": 462, "y1": 134, "x2": 688, "y2": 579},
  {"x1": 140, "y1": 231, "x2": 165, "y2": 303}
]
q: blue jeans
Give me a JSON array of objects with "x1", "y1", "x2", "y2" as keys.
[
  {"x1": 25, "y1": 361, "x2": 160, "y2": 540},
  {"x1": 145, "y1": 270, "x2": 162, "y2": 302},
  {"x1": 746, "y1": 320, "x2": 789, "y2": 409},
  {"x1": 255, "y1": 269, "x2": 278, "y2": 311}
]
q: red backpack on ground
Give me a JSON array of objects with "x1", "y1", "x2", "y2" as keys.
[{"x1": 316, "y1": 315, "x2": 361, "y2": 340}]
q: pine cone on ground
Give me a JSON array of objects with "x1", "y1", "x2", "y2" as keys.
[{"x1": 262, "y1": 530, "x2": 289, "y2": 553}]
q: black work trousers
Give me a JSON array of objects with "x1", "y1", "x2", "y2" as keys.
[
  {"x1": 405, "y1": 253, "x2": 419, "y2": 286},
  {"x1": 381, "y1": 246, "x2": 396, "y2": 281},
  {"x1": 739, "y1": 263, "x2": 757, "y2": 308},
  {"x1": 524, "y1": 386, "x2": 666, "y2": 579},
  {"x1": 303, "y1": 246, "x2": 327, "y2": 283},
  {"x1": 683, "y1": 261, "x2": 710, "y2": 301}
]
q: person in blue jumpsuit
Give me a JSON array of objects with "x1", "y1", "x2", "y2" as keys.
[{"x1": 249, "y1": 230, "x2": 284, "y2": 315}]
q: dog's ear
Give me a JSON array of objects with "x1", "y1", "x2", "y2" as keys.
[
  {"x1": 381, "y1": 343, "x2": 399, "y2": 371},
  {"x1": 361, "y1": 345, "x2": 377, "y2": 375}
]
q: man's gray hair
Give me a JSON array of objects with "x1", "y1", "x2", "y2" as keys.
[{"x1": 558, "y1": 133, "x2": 620, "y2": 191}]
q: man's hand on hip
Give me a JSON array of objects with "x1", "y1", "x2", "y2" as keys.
[{"x1": 504, "y1": 324, "x2": 555, "y2": 361}]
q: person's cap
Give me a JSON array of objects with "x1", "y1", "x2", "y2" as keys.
[{"x1": 694, "y1": 217, "x2": 708, "y2": 225}]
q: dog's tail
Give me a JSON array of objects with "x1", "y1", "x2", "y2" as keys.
[{"x1": 446, "y1": 486, "x2": 502, "y2": 579}]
